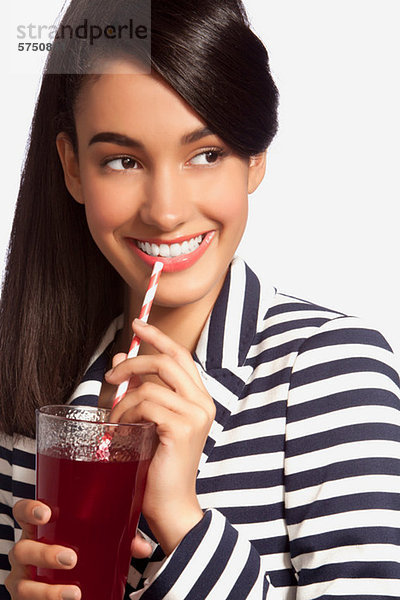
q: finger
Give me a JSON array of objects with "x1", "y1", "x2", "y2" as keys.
[
  {"x1": 10, "y1": 538, "x2": 77, "y2": 570},
  {"x1": 118, "y1": 401, "x2": 211, "y2": 447},
  {"x1": 114, "y1": 400, "x2": 211, "y2": 453},
  {"x1": 106, "y1": 354, "x2": 209, "y2": 407},
  {"x1": 110, "y1": 379, "x2": 212, "y2": 426},
  {"x1": 116, "y1": 400, "x2": 183, "y2": 445},
  {"x1": 111, "y1": 381, "x2": 180, "y2": 423},
  {"x1": 5, "y1": 576, "x2": 81, "y2": 600},
  {"x1": 112, "y1": 352, "x2": 127, "y2": 368},
  {"x1": 13, "y1": 500, "x2": 51, "y2": 539},
  {"x1": 130, "y1": 532, "x2": 153, "y2": 559},
  {"x1": 112, "y1": 352, "x2": 142, "y2": 391},
  {"x1": 133, "y1": 320, "x2": 204, "y2": 387}
]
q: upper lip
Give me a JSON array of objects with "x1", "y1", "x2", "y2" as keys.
[{"x1": 128, "y1": 232, "x2": 209, "y2": 245}]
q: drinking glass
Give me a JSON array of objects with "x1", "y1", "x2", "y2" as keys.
[{"x1": 35, "y1": 405, "x2": 157, "y2": 600}]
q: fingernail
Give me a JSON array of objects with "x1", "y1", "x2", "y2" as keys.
[
  {"x1": 57, "y1": 550, "x2": 76, "y2": 567},
  {"x1": 134, "y1": 318, "x2": 147, "y2": 326},
  {"x1": 105, "y1": 368, "x2": 114, "y2": 378},
  {"x1": 61, "y1": 588, "x2": 80, "y2": 600},
  {"x1": 33, "y1": 506, "x2": 49, "y2": 522}
]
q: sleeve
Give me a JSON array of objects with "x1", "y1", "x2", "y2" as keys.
[
  {"x1": 0, "y1": 435, "x2": 35, "y2": 600},
  {"x1": 284, "y1": 316, "x2": 400, "y2": 598},
  {"x1": 129, "y1": 509, "x2": 280, "y2": 600},
  {"x1": 0, "y1": 437, "x2": 14, "y2": 599}
]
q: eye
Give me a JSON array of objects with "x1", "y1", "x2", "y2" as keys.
[
  {"x1": 189, "y1": 149, "x2": 224, "y2": 166},
  {"x1": 104, "y1": 156, "x2": 140, "y2": 171}
]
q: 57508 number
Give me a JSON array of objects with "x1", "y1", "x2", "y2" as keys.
[{"x1": 18, "y1": 43, "x2": 52, "y2": 51}]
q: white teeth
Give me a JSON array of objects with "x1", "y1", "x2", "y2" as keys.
[
  {"x1": 159, "y1": 244, "x2": 169, "y2": 258},
  {"x1": 181, "y1": 241, "x2": 190, "y2": 255},
  {"x1": 170, "y1": 243, "x2": 182, "y2": 257},
  {"x1": 137, "y1": 235, "x2": 205, "y2": 258}
]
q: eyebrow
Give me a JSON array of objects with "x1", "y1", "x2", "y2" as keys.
[
  {"x1": 181, "y1": 127, "x2": 215, "y2": 145},
  {"x1": 88, "y1": 126, "x2": 215, "y2": 149}
]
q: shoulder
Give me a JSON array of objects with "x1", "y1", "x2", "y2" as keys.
[
  {"x1": 282, "y1": 304, "x2": 397, "y2": 384},
  {"x1": 259, "y1": 287, "x2": 394, "y2": 359},
  {"x1": 252, "y1": 286, "x2": 399, "y2": 391},
  {"x1": 260, "y1": 291, "x2": 347, "y2": 343},
  {"x1": 0, "y1": 433, "x2": 36, "y2": 509},
  {"x1": 0, "y1": 433, "x2": 14, "y2": 472},
  {"x1": 0, "y1": 432, "x2": 36, "y2": 467},
  {"x1": 265, "y1": 296, "x2": 400, "y2": 425}
]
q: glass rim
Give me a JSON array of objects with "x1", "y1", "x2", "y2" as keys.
[{"x1": 36, "y1": 404, "x2": 155, "y2": 430}]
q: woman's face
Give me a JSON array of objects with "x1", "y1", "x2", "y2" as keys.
[{"x1": 57, "y1": 59, "x2": 266, "y2": 310}]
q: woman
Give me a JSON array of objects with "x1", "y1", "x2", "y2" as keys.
[{"x1": 1, "y1": 0, "x2": 399, "y2": 598}]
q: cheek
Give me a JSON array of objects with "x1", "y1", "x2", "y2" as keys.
[
  {"x1": 81, "y1": 171, "x2": 137, "y2": 234},
  {"x1": 85, "y1": 196, "x2": 120, "y2": 232},
  {"x1": 208, "y1": 175, "x2": 249, "y2": 236}
]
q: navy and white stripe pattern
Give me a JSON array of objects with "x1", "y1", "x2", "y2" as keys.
[{"x1": 1, "y1": 256, "x2": 399, "y2": 599}]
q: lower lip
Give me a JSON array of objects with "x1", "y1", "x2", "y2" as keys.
[{"x1": 127, "y1": 231, "x2": 216, "y2": 273}]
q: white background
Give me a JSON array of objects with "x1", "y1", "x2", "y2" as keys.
[{"x1": 1, "y1": 1, "x2": 400, "y2": 358}]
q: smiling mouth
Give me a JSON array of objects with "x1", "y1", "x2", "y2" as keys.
[
  {"x1": 135, "y1": 234, "x2": 206, "y2": 258},
  {"x1": 127, "y1": 231, "x2": 215, "y2": 273}
]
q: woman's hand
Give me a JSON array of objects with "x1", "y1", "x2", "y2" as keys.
[
  {"x1": 5, "y1": 499, "x2": 80, "y2": 600},
  {"x1": 107, "y1": 319, "x2": 216, "y2": 556}
]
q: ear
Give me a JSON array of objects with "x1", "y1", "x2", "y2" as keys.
[
  {"x1": 247, "y1": 151, "x2": 267, "y2": 194},
  {"x1": 56, "y1": 133, "x2": 84, "y2": 204}
]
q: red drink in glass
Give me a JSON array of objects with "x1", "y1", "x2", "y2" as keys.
[{"x1": 35, "y1": 406, "x2": 156, "y2": 600}]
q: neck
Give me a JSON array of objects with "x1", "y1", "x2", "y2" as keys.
[{"x1": 115, "y1": 276, "x2": 225, "y2": 358}]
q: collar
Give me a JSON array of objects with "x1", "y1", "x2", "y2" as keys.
[
  {"x1": 195, "y1": 255, "x2": 275, "y2": 391},
  {"x1": 193, "y1": 256, "x2": 276, "y2": 470},
  {"x1": 70, "y1": 257, "x2": 275, "y2": 426}
]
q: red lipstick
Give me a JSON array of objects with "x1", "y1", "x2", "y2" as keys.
[{"x1": 126, "y1": 231, "x2": 215, "y2": 273}]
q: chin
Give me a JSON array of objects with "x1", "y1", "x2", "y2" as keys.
[
  {"x1": 156, "y1": 272, "x2": 225, "y2": 308},
  {"x1": 154, "y1": 286, "x2": 212, "y2": 308}
]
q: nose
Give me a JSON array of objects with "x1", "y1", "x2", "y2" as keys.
[{"x1": 139, "y1": 165, "x2": 192, "y2": 232}]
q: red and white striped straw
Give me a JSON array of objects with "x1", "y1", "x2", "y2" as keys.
[{"x1": 112, "y1": 261, "x2": 163, "y2": 408}]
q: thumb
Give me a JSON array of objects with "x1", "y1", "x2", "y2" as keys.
[{"x1": 131, "y1": 532, "x2": 153, "y2": 559}]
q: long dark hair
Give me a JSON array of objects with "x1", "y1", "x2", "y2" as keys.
[{"x1": 0, "y1": 0, "x2": 279, "y2": 437}]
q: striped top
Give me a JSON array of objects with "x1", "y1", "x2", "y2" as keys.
[{"x1": 1, "y1": 256, "x2": 400, "y2": 599}]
